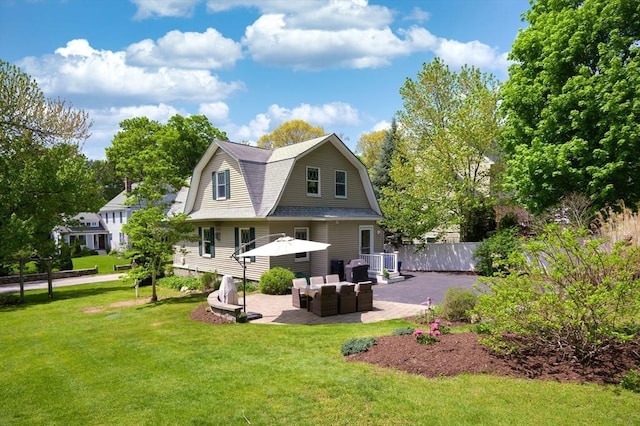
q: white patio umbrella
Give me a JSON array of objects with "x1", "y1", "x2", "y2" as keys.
[
  {"x1": 237, "y1": 236, "x2": 330, "y2": 258},
  {"x1": 232, "y1": 234, "x2": 331, "y2": 316}
]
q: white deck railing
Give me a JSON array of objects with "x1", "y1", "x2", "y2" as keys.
[{"x1": 359, "y1": 252, "x2": 397, "y2": 274}]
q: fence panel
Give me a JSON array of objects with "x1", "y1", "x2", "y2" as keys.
[{"x1": 389, "y1": 243, "x2": 480, "y2": 272}]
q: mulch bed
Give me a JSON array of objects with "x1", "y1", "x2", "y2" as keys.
[{"x1": 190, "y1": 303, "x2": 640, "y2": 385}]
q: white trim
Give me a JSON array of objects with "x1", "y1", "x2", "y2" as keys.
[
  {"x1": 306, "y1": 166, "x2": 321, "y2": 197},
  {"x1": 334, "y1": 169, "x2": 347, "y2": 198},
  {"x1": 359, "y1": 225, "x2": 374, "y2": 255},
  {"x1": 293, "y1": 227, "x2": 310, "y2": 262}
]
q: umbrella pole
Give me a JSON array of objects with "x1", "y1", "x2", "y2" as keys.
[{"x1": 243, "y1": 257, "x2": 247, "y2": 313}]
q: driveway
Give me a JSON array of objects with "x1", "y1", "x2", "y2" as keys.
[{"x1": 373, "y1": 272, "x2": 480, "y2": 305}]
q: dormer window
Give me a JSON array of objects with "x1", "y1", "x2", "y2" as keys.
[
  {"x1": 212, "y1": 170, "x2": 230, "y2": 200},
  {"x1": 306, "y1": 166, "x2": 320, "y2": 197},
  {"x1": 335, "y1": 170, "x2": 347, "y2": 198}
]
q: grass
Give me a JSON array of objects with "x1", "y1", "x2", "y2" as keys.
[
  {"x1": 1, "y1": 280, "x2": 639, "y2": 425},
  {"x1": 72, "y1": 254, "x2": 130, "y2": 275}
]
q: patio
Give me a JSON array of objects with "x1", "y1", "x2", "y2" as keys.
[{"x1": 244, "y1": 292, "x2": 425, "y2": 324}]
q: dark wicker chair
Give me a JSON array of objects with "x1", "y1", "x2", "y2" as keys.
[
  {"x1": 355, "y1": 281, "x2": 373, "y2": 311},
  {"x1": 309, "y1": 285, "x2": 338, "y2": 317},
  {"x1": 291, "y1": 278, "x2": 308, "y2": 308},
  {"x1": 337, "y1": 284, "x2": 356, "y2": 314}
]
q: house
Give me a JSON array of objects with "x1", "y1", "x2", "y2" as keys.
[
  {"x1": 99, "y1": 180, "x2": 177, "y2": 253},
  {"x1": 172, "y1": 134, "x2": 394, "y2": 282},
  {"x1": 98, "y1": 183, "x2": 134, "y2": 253},
  {"x1": 52, "y1": 213, "x2": 109, "y2": 253}
]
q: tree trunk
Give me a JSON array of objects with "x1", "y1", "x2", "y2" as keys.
[
  {"x1": 151, "y1": 269, "x2": 158, "y2": 302},
  {"x1": 19, "y1": 258, "x2": 25, "y2": 303}
]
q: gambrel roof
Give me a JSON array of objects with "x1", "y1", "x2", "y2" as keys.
[{"x1": 182, "y1": 133, "x2": 382, "y2": 220}]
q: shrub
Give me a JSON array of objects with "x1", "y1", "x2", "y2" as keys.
[
  {"x1": 157, "y1": 275, "x2": 201, "y2": 291},
  {"x1": 473, "y1": 227, "x2": 520, "y2": 276},
  {"x1": 200, "y1": 271, "x2": 220, "y2": 290},
  {"x1": 441, "y1": 287, "x2": 477, "y2": 322},
  {"x1": 341, "y1": 337, "x2": 377, "y2": 356},
  {"x1": 392, "y1": 327, "x2": 415, "y2": 336},
  {"x1": 413, "y1": 304, "x2": 443, "y2": 325},
  {"x1": 258, "y1": 267, "x2": 295, "y2": 295},
  {"x1": 475, "y1": 223, "x2": 640, "y2": 364},
  {"x1": 620, "y1": 369, "x2": 640, "y2": 393}
]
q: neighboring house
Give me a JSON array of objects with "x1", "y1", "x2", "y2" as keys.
[
  {"x1": 172, "y1": 134, "x2": 390, "y2": 282},
  {"x1": 98, "y1": 182, "x2": 135, "y2": 253},
  {"x1": 53, "y1": 213, "x2": 109, "y2": 253},
  {"x1": 98, "y1": 180, "x2": 177, "y2": 253}
]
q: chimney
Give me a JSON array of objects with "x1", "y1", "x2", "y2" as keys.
[{"x1": 124, "y1": 177, "x2": 132, "y2": 193}]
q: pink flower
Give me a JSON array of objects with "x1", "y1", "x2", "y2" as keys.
[
  {"x1": 434, "y1": 329, "x2": 441, "y2": 336},
  {"x1": 413, "y1": 328, "x2": 423, "y2": 336}
]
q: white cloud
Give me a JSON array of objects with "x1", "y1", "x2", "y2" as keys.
[
  {"x1": 126, "y1": 28, "x2": 243, "y2": 69},
  {"x1": 404, "y1": 7, "x2": 430, "y2": 23},
  {"x1": 198, "y1": 102, "x2": 230, "y2": 123},
  {"x1": 371, "y1": 120, "x2": 390, "y2": 132},
  {"x1": 131, "y1": 0, "x2": 201, "y2": 19},
  {"x1": 17, "y1": 39, "x2": 244, "y2": 106},
  {"x1": 243, "y1": 14, "x2": 407, "y2": 70},
  {"x1": 82, "y1": 103, "x2": 183, "y2": 159},
  {"x1": 266, "y1": 102, "x2": 360, "y2": 127},
  {"x1": 435, "y1": 38, "x2": 508, "y2": 70}
]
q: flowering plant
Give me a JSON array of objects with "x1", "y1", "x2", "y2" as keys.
[{"x1": 413, "y1": 318, "x2": 451, "y2": 344}]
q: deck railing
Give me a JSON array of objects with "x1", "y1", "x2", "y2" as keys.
[{"x1": 359, "y1": 252, "x2": 398, "y2": 274}]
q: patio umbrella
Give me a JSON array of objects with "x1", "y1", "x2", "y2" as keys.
[
  {"x1": 237, "y1": 236, "x2": 330, "y2": 258},
  {"x1": 232, "y1": 234, "x2": 331, "y2": 317}
]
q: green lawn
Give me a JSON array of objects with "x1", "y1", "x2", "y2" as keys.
[
  {"x1": 1, "y1": 279, "x2": 638, "y2": 425},
  {"x1": 72, "y1": 254, "x2": 130, "y2": 275}
]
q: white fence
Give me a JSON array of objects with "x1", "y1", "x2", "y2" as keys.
[{"x1": 389, "y1": 243, "x2": 480, "y2": 272}]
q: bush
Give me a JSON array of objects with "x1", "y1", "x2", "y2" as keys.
[
  {"x1": 200, "y1": 271, "x2": 220, "y2": 290},
  {"x1": 258, "y1": 267, "x2": 295, "y2": 295},
  {"x1": 442, "y1": 287, "x2": 477, "y2": 322},
  {"x1": 157, "y1": 275, "x2": 202, "y2": 291},
  {"x1": 341, "y1": 337, "x2": 377, "y2": 356},
  {"x1": 620, "y1": 369, "x2": 640, "y2": 393},
  {"x1": 413, "y1": 304, "x2": 443, "y2": 325},
  {"x1": 392, "y1": 327, "x2": 415, "y2": 336},
  {"x1": 475, "y1": 224, "x2": 640, "y2": 364},
  {"x1": 473, "y1": 227, "x2": 520, "y2": 276}
]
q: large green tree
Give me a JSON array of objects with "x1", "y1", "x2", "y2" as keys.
[
  {"x1": 257, "y1": 119, "x2": 325, "y2": 149},
  {"x1": 387, "y1": 58, "x2": 500, "y2": 242},
  {"x1": 355, "y1": 129, "x2": 386, "y2": 172},
  {"x1": 0, "y1": 60, "x2": 100, "y2": 273},
  {"x1": 500, "y1": 0, "x2": 640, "y2": 213},
  {"x1": 87, "y1": 159, "x2": 124, "y2": 203}
]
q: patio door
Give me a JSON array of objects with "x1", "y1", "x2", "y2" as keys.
[{"x1": 359, "y1": 225, "x2": 373, "y2": 255}]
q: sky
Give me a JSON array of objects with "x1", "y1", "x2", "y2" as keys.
[{"x1": 0, "y1": 0, "x2": 531, "y2": 160}]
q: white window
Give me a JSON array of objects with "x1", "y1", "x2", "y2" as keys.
[
  {"x1": 306, "y1": 166, "x2": 320, "y2": 197},
  {"x1": 335, "y1": 170, "x2": 347, "y2": 198},
  {"x1": 201, "y1": 227, "x2": 214, "y2": 257},
  {"x1": 294, "y1": 227, "x2": 309, "y2": 262},
  {"x1": 213, "y1": 170, "x2": 230, "y2": 200}
]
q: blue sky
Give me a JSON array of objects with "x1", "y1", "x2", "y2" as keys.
[{"x1": 0, "y1": 0, "x2": 530, "y2": 160}]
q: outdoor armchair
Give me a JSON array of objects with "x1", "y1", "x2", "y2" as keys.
[
  {"x1": 355, "y1": 281, "x2": 373, "y2": 311},
  {"x1": 309, "y1": 285, "x2": 338, "y2": 317},
  {"x1": 309, "y1": 276, "x2": 325, "y2": 286},
  {"x1": 291, "y1": 278, "x2": 309, "y2": 308},
  {"x1": 337, "y1": 283, "x2": 356, "y2": 314},
  {"x1": 325, "y1": 274, "x2": 340, "y2": 283}
]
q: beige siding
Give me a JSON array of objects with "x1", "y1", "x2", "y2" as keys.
[
  {"x1": 174, "y1": 221, "x2": 271, "y2": 281},
  {"x1": 192, "y1": 150, "x2": 254, "y2": 213},
  {"x1": 278, "y1": 143, "x2": 371, "y2": 209}
]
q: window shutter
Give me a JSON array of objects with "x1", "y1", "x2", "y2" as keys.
[
  {"x1": 198, "y1": 227, "x2": 202, "y2": 256},
  {"x1": 234, "y1": 227, "x2": 239, "y2": 253},
  {"x1": 224, "y1": 169, "x2": 230, "y2": 199},
  {"x1": 210, "y1": 227, "x2": 215, "y2": 258},
  {"x1": 212, "y1": 172, "x2": 217, "y2": 200},
  {"x1": 249, "y1": 227, "x2": 256, "y2": 262}
]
